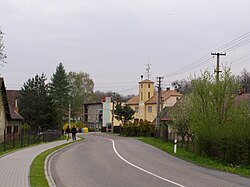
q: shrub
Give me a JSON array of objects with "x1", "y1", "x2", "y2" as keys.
[{"x1": 121, "y1": 120, "x2": 155, "y2": 137}]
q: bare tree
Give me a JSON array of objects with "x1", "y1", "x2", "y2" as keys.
[{"x1": 0, "y1": 29, "x2": 7, "y2": 64}]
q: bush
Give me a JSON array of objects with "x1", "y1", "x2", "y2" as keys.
[{"x1": 121, "y1": 120, "x2": 155, "y2": 137}]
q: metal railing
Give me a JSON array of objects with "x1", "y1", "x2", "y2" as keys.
[{"x1": 0, "y1": 129, "x2": 62, "y2": 152}]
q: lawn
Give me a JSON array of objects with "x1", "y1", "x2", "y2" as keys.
[{"x1": 140, "y1": 137, "x2": 250, "y2": 178}]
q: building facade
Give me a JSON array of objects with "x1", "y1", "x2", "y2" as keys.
[
  {"x1": 0, "y1": 78, "x2": 24, "y2": 142},
  {"x1": 83, "y1": 97, "x2": 120, "y2": 130},
  {"x1": 126, "y1": 79, "x2": 182, "y2": 123}
]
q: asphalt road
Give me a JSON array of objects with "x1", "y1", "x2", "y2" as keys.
[{"x1": 50, "y1": 133, "x2": 250, "y2": 187}]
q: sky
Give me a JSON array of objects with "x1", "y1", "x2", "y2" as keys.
[{"x1": 0, "y1": 0, "x2": 250, "y2": 95}]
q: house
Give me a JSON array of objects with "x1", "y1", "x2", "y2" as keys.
[
  {"x1": 126, "y1": 78, "x2": 182, "y2": 123},
  {"x1": 0, "y1": 78, "x2": 24, "y2": 142},
  {"x1": 83, "y1": 97, "x2": 120, "y2": 131}
]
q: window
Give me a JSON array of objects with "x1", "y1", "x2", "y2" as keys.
[
  {"x1": 148, "y1": 106, "x2": 152, "y2": 113},
  {"x1": 14, "y1": 126, "x2": 18, "y2": 133},
  {"x1": 141, "y1": 84, "x2": 143, "y2": 88},
  {"x1": 148, "y1": 92, "x2": 150, "y2": 99},
  {"x1": 141, "y1": 92, "x2": 143, "y2": 101},
  {"x1": 7, "y1": 126, "x2": 11, "y2": 134},
  {"x1": 148, "y1": 84, "x2": 150, "y2": 88},
  {"x1": 135, "y1": 107, "x2": 139, "y2": 113}
]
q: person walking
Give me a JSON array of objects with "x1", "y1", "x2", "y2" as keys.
[
  {"x1": 65, "y1": 126, "x2": 70, "y2": 141},
  {"x1": 71, "y1": 125, "x2": 77, "y2": 141}
]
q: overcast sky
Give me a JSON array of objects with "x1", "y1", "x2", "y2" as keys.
[{"x1": 0, "y1": 0, "x2": 250, "y2": 95}]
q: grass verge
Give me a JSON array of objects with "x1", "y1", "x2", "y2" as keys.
[
  {"x1": 30, "y1": 138, "x2": 83, "y2": 187},
  {"x1": 140, "y1": 137, "x2": 250, "y2": 178}
]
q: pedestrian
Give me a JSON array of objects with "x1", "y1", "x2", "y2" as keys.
[
  {"x1": 71, "y1": 125, "x2": 77, "y2": 141},
  {"x1": 66, "y1": 126, "x2": 70, "y2": 141}
]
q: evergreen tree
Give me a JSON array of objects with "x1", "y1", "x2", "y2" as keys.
[
  {"x1": 19, "y1": 74, "x2": 56, "y2": 130},
  {"x1": 50, "y1": 63, "x2": 70, "y2": 126},
  {"x1": 114, "y1": 103, "x2": 135, "y2": 125}
]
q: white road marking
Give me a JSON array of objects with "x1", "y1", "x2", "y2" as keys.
[{"x1": 107, "y1": 137, "x2": 186, "y2": 187}]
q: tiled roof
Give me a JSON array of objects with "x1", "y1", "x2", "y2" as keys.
[
  {"x1": 235, "y1": 93, "x2": 250, "y2": 101},
  {"x1": 145, "y1": 90, "x2": 182, "y2": 104},
  {"x1": 126, "y1": 95, "x2": 139, "y2": 105},
  {"x1": 9, "y1": 106, "x2": 24, "y2": 120},
  {"x1": 6, "y1": 90, "x2": 20, "y2": 109},
  {"x1": 6, "y1": 90, "x2": 24, "y2": 120}
]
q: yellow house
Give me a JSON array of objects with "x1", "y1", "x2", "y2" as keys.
[{"x1": 126, "y1": 79, "x2": 182, "y2": 123}]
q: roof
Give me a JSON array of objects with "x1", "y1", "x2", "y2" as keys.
[
  {"x1": 6, "y1": 90, "x2": 20, "y2": 109},
  {"x1": 145, "y1": 90, "x2": 182, "y2": 104},
  {"x1": 84, "y1": 102, "x2": 102, "y2": 106},
  {"x1": 235, "y1": 93, "x2": 250, "y2": 101},
  {"x1": 160, "y1": 117, "x2": 175, "y2": 121},
  {"x1": 6, "y1": 90, "x2": 24, "y2": 120},
  {"x1": 0, "y1": 79, "x2": 24, "y2": 121},
  {"x1": 139, "y1": 79, "x2": 154, "y2": 84},
  {"x1": 9, "y1": 106, "x2": 24, "y2": 120},
  {"x1": 126, "y1": 95, "x2": 139, "y2": 105}
]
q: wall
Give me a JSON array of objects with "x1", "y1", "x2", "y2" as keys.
[
  {"x1": 0, "y1": 95, "x2": 6, "y2": 142},
  {"x1": 163, "y1": 96, "x2": 180, "y2": 108},
  {"x1": 145, "y1": 104, "x2": 157, "y2": 122},
  {"x1": 87, "y1": 104, "x2": 102, "y2": 123}
]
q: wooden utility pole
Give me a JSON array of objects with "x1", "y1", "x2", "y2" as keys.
[
  {"x1": 111, "y1": 92, "x2": 115, "y2": 133},
  {"x1": 156, "y1": 77, "x2": 163, "y2": 130},
  {"x1": 211, "y1": 52, "x2": 226, "y2": 82},
  {"x1": 68, "y1": 103, "x2": 71, "y2": 127}
]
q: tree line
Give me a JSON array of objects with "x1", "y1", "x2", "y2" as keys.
[{"x1": 19, "y1": 63, "x2": 133, "y2": 131}]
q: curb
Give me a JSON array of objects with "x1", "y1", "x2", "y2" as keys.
[{"x1": 45, "y1": 137, "x2": 82, "y2": 187}]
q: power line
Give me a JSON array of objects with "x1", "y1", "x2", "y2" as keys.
[{"x1": 164, "y1": 31, "x2": 250, "y2": 79}]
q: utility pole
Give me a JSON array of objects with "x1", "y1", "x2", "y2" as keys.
[
  {"x1": 111, "y1": 92, "x2": 115, "y2": 133},
  {"x1": 68, "y1": 103, "x2": 71, "y2": 127},
  {"x1": 211, "y1": 52, "x2": 226, "y2": 82},
  {"x1": 156, "y1": 77, "x2": 164, "y2": 130}
]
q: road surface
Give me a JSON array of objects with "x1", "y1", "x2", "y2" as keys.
[{"x1": 50, "y1": 133, "x2": 250, "y2": 187}]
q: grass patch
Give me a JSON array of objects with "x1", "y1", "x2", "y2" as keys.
[
  {"x1": 30, "y1": 137, "x2": 83, "y2": 187},
  {"x1": 140, "y1": 137, "x2": 250, "y2": 178}
]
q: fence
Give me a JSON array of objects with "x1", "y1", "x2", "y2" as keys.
[
  {"x1": 154, "y1": 128, "x2": 199, "y2": 155},
  {"x1": 0, "y1": 129, "x2": 62, "y2": 152}
]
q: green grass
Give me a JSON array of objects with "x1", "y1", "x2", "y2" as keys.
[
  {"x1": 140, "y1": 137, "x2": 250, "y2": 178},
  {"x1": 29, "y1": 137, "x2": 84, "y2": 187}
]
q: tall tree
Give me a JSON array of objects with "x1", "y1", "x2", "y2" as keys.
[
  {"x1": 0, "y1": 29, "x2": 7, "y2": 64},
  {"x1": 50, "y1": 63, "x2": 70, "y2": 126},
  {"x1": 67, "y1": 71, "x2": 94, "y2": 120},
  {"x1": 19, "y1": 74, "x2": 57, "y2": 130},
  {"x1": 114, "y1": 103, "x2": 135, "y2": 125},
  {"x1": 187, "y1": 68, "x2": 248, "y2": 158}
]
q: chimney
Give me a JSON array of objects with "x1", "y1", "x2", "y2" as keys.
[
  {"x1": 166, "y1": 87, "x2": 170, "y2": 91},
  {"x1": 241, "y1": 85, "x2": 246, "y2": 94},
  {"x1": 140, "y1": 75, "x2": 143, "y2": 81},
  {"x1": 14, "y1": 97, "x2": 18, "y2": 113}
]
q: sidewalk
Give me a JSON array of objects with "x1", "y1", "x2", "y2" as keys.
[{"x1": 0, "y1": 136, "x2": 79, "y2": 187}]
